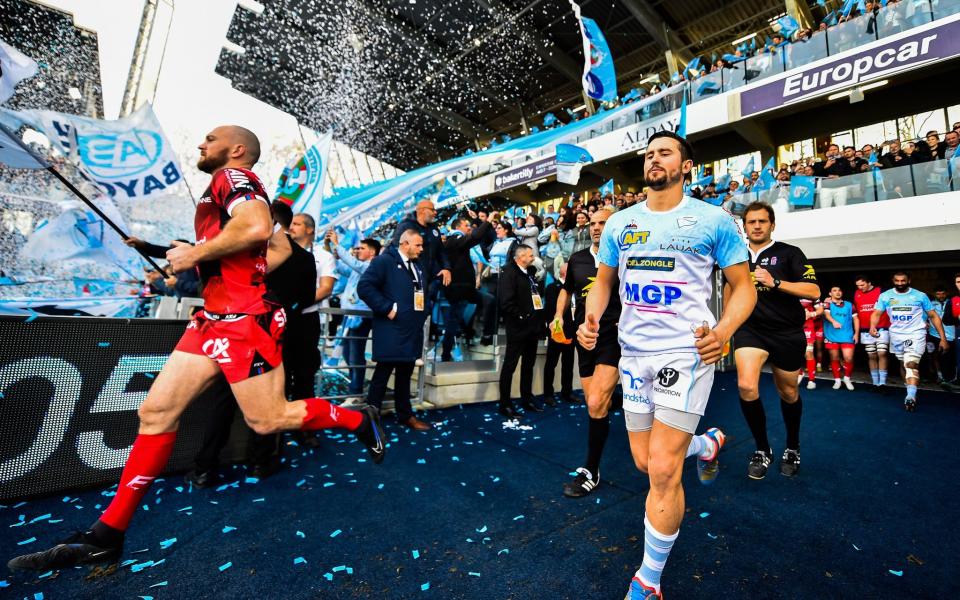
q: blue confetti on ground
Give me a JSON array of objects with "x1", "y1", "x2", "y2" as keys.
[{"x1": 219, "y1": 562, "x2": 233, "y2": 572}]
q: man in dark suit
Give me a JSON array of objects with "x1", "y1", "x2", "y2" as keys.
[
  {"x1": 498, "y1": 244, "x2": 547, "y2": 417},
  {"x1": 358, "y1": 229, "x2": 432, "y2": 431},
  {"x1": 390, "y1": 200, "x2": 451, "y2": 297},
  {"x1": 441, "y1": 212, "x2": 491, "y2": 360}
]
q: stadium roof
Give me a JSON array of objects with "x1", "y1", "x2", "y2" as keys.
[{"x1": 216, "y1": 0, "x2": 796, "y2": 170}]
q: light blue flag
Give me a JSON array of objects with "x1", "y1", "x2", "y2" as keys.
[
  {"x1": 825, "y1": 10, "x2": 838, "y2": 25},
  {"x1": 740, "y1": 156, "x2": 756, "y2": 179},
  {"x1": 599, "y1": 179, "x2": 615, "y2": 196},
  {"x1": 722, "y1": 53, "x2": 744, "y2": 64},
  {"x1": 777, "y1": 16, "x2": 800, "y2": 38},
  {"x1": 555, "y1": 143, "x2": 594, "y2": 185},
  {"x1": 573, "y1": 3, "x2": 618, "y2": 102},
  {"x1": 841, "y1": 0, "x2": 857, "y2": 18},
  {"x1": 684, "y1": 56, "x2": 702, "y2": 79},
  {"x1": 753, "y1": 157, "x2": 777, "y2": 191},
  {"x1": 816, "y1": 0, "x2": 826, "y2": 6},
  {"x1": 542, "y1": 112, "x2": 558, "y2": 127},
  {"x1": 676, "y1": 94, "x2": 687, "y2": 138},
  {"x1": 437, "y1": 178, "x2": 460, "y2": 204},
  {"x1": 716, "y1": 172, "x2": 731, "y2": 190},
  {"x1": 697, "y1": 79, "x2": 721, "y2": 96},
  {"x1": 789, "y1": 175, "x2": 816, "y2": 207},
  {"x1": 692, "y1": 174, "x2": 713, "y2": 188}
]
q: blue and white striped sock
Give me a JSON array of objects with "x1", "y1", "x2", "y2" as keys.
[
  {"x1": 879, "y1": 370, "x2": 888, "y2": 385},
  {"x1": 870, "y1": 369, "x2": 880, "y2": 386},
  {"x1": 906, "y1": 384, "x2": 917, "y2": 400},
  {"x1": 684, "y1": 433, "x2": 716, "y2": 460},
  {"x1": 636, "y1": 515, "x2": 679, "y2": 594}
]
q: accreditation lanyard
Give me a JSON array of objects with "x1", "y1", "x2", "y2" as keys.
[
  {"x1": 528, "y1": 274, "x2": 543, "y2": 311},
  {"x1": 405, "y1": 259, "x2": 425, "y2": 311}
]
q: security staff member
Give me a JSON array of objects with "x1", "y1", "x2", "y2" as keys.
[{"x1": 498, "y1": 244, "x2": 546, "y2": 417}]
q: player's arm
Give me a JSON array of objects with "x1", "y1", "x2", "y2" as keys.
[
  {"x1": 869, "y1": 308, "x2": 883, "y2": 336},
  {"x1": 772, "y1": 278, "x2": 820, "y2": 300},
  {"x1": 265, "y1": 229, "x2": 292, "y2": 274},
  {"x1": 554, "y1": 288, "x2": 570, "y2": 323},
  {"x1": 578, "y1": 264, "x2": 616, "y2": 349},
  {"x1": 316, "y1": 276, "x2": 334, "y2": 303},
  {"x1": 167, "y1": 200, "x2": 272, "y2": 273},
  {"x1": 852, "y1": 309, "x2": 860, "y2": 339},
  {"x1": 824, "y1": 305, "x2": 840, "y2": 328},
  {"x1": 697, "y1": 262, "x2": 756, "y2": 364},
  {"x1": 927, "y1": 309, "x2": 949, "y2": 349}
]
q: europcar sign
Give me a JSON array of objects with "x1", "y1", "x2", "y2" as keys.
[{"x1": 741, "y1": 15, "x2": 960, "y2": 117}]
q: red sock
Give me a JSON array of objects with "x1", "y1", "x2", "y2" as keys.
[
  {"x1": 831, "y1": 360, "x2": 841, "y2": 379},
  {"x1": 844, "y1": 361, "x2": 854, "y2": 377},
  {"x1": 806, "y1": 358, "x2": 816, "y2": 380},
  {"x1": 301, "y1": 398, "x2": 363, "y2": 431},
  {"x1": 100, "y1": 431, "x2": 177, "y2": 531}
]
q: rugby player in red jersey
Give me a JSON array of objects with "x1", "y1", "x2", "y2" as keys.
[
  {"x1": 799, "y1": 297, "x2": 823, "y2": 389},
  {"x1": 8, "y1": 126, "x2": 386, "y2": 573},
  {"x1": 854, "y1": 275, "x2": 890, "y2": 392}
]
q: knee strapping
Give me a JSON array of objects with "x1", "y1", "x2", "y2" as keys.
[{"x1": 904, "y1": 366, "x2": 919, "y2": 380}]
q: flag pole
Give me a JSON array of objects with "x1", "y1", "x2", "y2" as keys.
[{"x1": 0, "y1": 122, "x2": 166, "y2": 273}]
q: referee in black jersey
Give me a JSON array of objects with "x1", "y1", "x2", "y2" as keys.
[{"x1": 729, "y1": 202, "x2": 820, "y2": 480}]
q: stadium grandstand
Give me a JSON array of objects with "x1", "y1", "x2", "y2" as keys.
[{"x1": 0, "y1": 0, "x2": 958, "y2": 598}]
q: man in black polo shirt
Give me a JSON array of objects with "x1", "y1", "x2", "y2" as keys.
[
  {"x1": 556, "y1": 208, "x2": 623, "y2": 498},
  {"x1": 731, "y1": 202, "x2": 820, "y2": 480}
]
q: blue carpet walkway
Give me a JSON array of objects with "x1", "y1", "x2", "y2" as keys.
[{"x1": 1, "y1": 372, "x2": 957, "y2": 599}]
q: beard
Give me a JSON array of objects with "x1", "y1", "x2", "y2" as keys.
[
  {"x1": 645, "y1": 167, "x2": 682, "y2": 191},
  {"x1": 894, "y1": 284, "x2": 909, "y2": 292},
  {"x1": 197, "y1": 149, "x2": 229, "y2": 174}
]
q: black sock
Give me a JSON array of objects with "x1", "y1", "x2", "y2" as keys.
[
  {"x1": 781, "y1": 396, "x2": 803, "y2": 451},
  {"x1": 89, "y1": 519, "x2": 125, "y2": 547},
  {"x1": 584, "y1": 415, "x2": 610, "y2": 476},
  {"x1": 739, "y1": 397, "x2": 771, "y2": 454}
]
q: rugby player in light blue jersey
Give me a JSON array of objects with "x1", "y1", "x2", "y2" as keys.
[
  {"x1": 871, "y1": 271, "x2": 948, "y2": 411},
  {"x1": 577, "y1": 131, "x2": 757, "y2": 600}
]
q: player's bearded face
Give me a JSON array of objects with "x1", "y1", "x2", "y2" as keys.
[
  {"x1": 644, "y1": 156, "x2": 684, "y2": 191},
  {"x1": 893, "y1": 278, "x2": 909, "y2": 292},
  {"x1": 197, "y1": 145, "x2": 230, "y2": 173}
]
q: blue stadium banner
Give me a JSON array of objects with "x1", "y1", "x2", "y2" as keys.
[{"x1": 571, "y1": 2, "x2": 617, "y2": 102}]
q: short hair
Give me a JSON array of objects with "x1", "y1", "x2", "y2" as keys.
[
  {"x1": 361, "y1": 238, "x2": 381, "y2": 254},
  {"x1": 514, "y1": 244, "x2": 533, "y2": 256},
  {"x1": 270, "y1": 200, "x2": 293, "y2": 230},
  {"x1": 742, "y1": 201, "x2": 775, "y2": 224},
  {"x1": 399, "y1": 229, "x2": 423, "y2": 244},
  {"x1": 947, "y1": 130, "x2": 960, "y2": 138},
  {"x1": 647, "y1": 130, "x2": 695, "y2": 163},
  {"x1": 854, "y1": 274, "x2": 871, "y2": 284},
  {"x1": 228, "y1": 125, "x2": 261, "y2": 166},
  {"x1": 498, "y1": 221, "x2": 513, "y2": 235},
  {"x1": 892, "y1": 270, "x2": 910, "y2": 279},
  {"x1": 295, "y1": 213, "x2": 316, "y2": 231},
  {"x1": 925, "y1": 130, "x2": 939, "y2": 137},
  {"x1": 935, "y1": 285, "x2": 947, "y2": 293},
  {"x1": 843, "y1": 145, "x2": 855, "y2": 151},
  {"x1": 451, "y1": 217, "x2": 470, "y2": 229}
]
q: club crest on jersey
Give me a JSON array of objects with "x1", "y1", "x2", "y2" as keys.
[
  {"x1": 677, "y1": 216, "x2": 697, "y2": 229},
  {"x1": 618, "y1": 229, "x2": 650, "y2": 250}
]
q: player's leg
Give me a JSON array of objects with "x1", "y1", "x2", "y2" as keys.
[
  {"x1": 735, "y1": 346, "x2": 774, "y2": 478},
  {"x1": 626, "y1": 417, "x2": 693, "y2": 599},
  {"x1": 563, "y1": 360, "x2": 616, "y2": 498},
  {"x1": 8, "y1": 350, "x2": 220, "y2": 571},
  {"x1": 841, "y1": 344, "x2": 856, "y2": 390},
  {"x1": 862, "y1": 331, "x2": 881, "y2": 388},
  {"x1": 901, "y1": 335, "x2": 925, "y2": 411},
  {"x1": 877, "y1": 330, "x2": 890, "y2": 386},
  {"x1": 828, "y1": 342, "x2": 843, "y2": 388},
  {"x1": 771, "y1": 365, "x2": 803, "y2": 476},
  {"x1": 803, "y1": 328, "x2": 817, "y2": 389}
]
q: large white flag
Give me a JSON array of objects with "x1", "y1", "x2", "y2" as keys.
[
  {"x1": 1, "y1": 103, "x2": 184, "y2": 199},
  {"x1": 0, "y1": 39, "x2": 38, "y2": 104},
  {"x1": 276, "y1": 130, "x2": 333, "y2": 225},
  {"x1": 0, "y1": 122, "x2": 46, "y2": 169}
]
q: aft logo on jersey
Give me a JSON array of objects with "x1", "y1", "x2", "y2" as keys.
[{"x1": 618, "y1": 229, "x2": 650, "y2": 250}]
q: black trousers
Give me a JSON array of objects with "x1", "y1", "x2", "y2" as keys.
[
  {"x1": 367, "y1": 361, "x2": 416, "y2": 423},
  {"x1": 284, "y1": 312, "x2": 320, "y2": 399},
  {"x1": 543, "y1": 339, "x2": 574, "y2": 398},
  {"x1": 194, "y1": 378, "x2": 278, "y2": 473},
  {"x1": 500, "y1": 335, "x2": 539, "y2": 406}
]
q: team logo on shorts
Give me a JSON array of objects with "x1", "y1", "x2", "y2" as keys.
[
  {"x1": 202, "y1": 337, "x2": 232, "y2": 364},
  {"x1": 622, "y1": 368, "x2": 644, "y2": 390},
  {"x1": 656, "y1": 367, "x2": 680, "y2": 388}
]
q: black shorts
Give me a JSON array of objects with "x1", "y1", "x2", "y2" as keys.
[
  {"x1": 576, "y1": 321, "x2": 621, "y2": 378},
  {"x1": 734, "y1": 325, "x2": 806, "y2": 372}
]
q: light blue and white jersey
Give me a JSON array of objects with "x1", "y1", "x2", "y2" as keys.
[
  {"x1": 875, "y1": 288, "x2": 933, "y2": 336},
  {"x1": 598, "y1": 197, "x2": 748, "y2": 355}
]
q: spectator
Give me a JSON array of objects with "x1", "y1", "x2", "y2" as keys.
[
  {"x1": 329, "y1": 231, "x2": 380, "y2": 399},
  {"x1": 922, "y1": 131, "x2": 946, "y2": 160},
  {"x1": 816, "y1": 143, "x2": 855, "y2": 208},
  {"x1": 513, "y1": 214, "x2": 543, "y2": 256},
  {"x1": 124, "y1": 238, "x2": 199, "y2": 299},
  {"x1": 880, "y1": 139, "x2": 910, "y2": 169},
  {"x1": 563, "y1": 211, "x2": 591, "y2": 258},
  {"x1": 943, "y1": 130, "x2": 959, "y2": 160},
  {"x1": 442, "y1": 212, "x2": 492, "y2": 361},
  {"x1": 497, "y1": 244, "x2": 546, "y2": 417},
  {"x1": 357, "y1": 229, "x2": 432, "y2": 432},
  {"x1": 537, "y1": 216, "x2": 557, "y2": 249},
  {"x1": 542, "y1": 262, "x2": 575, "y2": 406},
  {"x1": 479, "y1": 221, "x2": 518, "y2": 345},
  {"x1": 842, "y1": 145, "x2": 867, "y2": 173},
  {"x1": 390, "y1": 199, "x2": 452, "y2": 296}
]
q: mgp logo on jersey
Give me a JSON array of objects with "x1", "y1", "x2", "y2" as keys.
[{"x1": 202, "y1": 338, "x2": 232, "y2": 363}]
